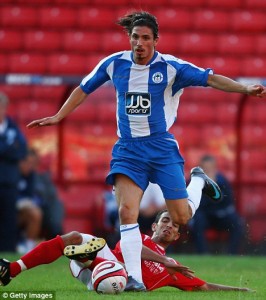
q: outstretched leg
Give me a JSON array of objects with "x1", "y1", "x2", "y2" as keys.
[{"x1": 0, "y1": 231, "x2": 104, "y2": 286}]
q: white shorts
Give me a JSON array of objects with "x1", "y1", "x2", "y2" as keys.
[{"x1": 69, "y1": 233, "x2": 118, "y2": 290}]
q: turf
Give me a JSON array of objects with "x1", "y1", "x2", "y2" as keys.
[{"x1": 0, "y1": 254, "x2": 265, "y2": 300}]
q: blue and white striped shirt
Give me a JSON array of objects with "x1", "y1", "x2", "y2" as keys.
[{"x1": 80, "y1": 51, "x2": 213, "y2": 138}]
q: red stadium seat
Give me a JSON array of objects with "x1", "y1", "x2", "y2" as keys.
[
  {"x1": 156, "y1": 32, "x2": 180, "y2": 54},
  {"x1": 206, "y1": 0, "x2": 241, "y2": 8},
  {"x1": 59, "y1": 183, "x2": 105, "y2": 234},
  {"x1": 0, "y1": 84, "x2": 31, "y2": 100},
  {"x1": 59, "y1": 184, "x2": 104, "y2": 216},
  {"x1": 86, "y1": 53, "x2": 106, "y2": 72},
  {"x1": 215, "y1": 103, "x2": 238, "y2": 124},
  {"x1": 202, "y1": 56, "x2": 241, "y2": 78},
  {"x1": 114, "y1": 7, "x2": 135, "y2": 19},
  {"x1": 242, "y1": 125, "x2": 266, "y2": 148},
  {"x1": 217, "y1": 34, "x2": 255, "y2": 55},
  {"x1": 102, "y1": 31, "x2": 130, "y2": 53},
  {"x1": 245, "y1": 0, "x2": 266, "y2": 9},
  {"x1": 39, "y1": 7, "x2": 76, "y2": 28},
  {"x1": 193, "y1": 9, "x2": 230, "y2": 31},
  {"x1": 169, "y1": 125, "x2": 203, "y2": 148},
  {"x1": 155, "y1": 9, "x2": 192, "y2": 31},
  {"x1": 240, "y1": 186, "x2": 266, "y2": 216},
  {"x1": 256, "y1": 35, "x2": 266, "y2": 56},
  {"x1": 63, "y1": 218, "x2": 93, "y2": 234},
  {"x1": 114, "y1": 7, "x2": 161, "y2": 22},
  {"x1": 16, "y1": 0, "x2": 53, "y2": 3},
  {"x1": 201, "y1": 125, "x2": 235, "y2": 148},
  {"x1": 8, "y1": 53, "x2": 47, "y2": 74},
  {"x1": 0, "y1": 54, "x2": 8, "y2": 73},
  {"x1": 31, "y1": 85, "x2": 66, "y2": 101},
  {"x1": 62, "y1": 122, "x2": 116, "y2": 181},
  {"x1": 181, "y1": 87, "x2": 225, "y2": 103},
  {"x1": 24, "y1": 30, "x2": 61, "y2": 51},
  {"x1": 231, "y1": 11, "x2": 266, "y2": 33},
  {"x1": 16, "y1": 100, "x2": 58, "y2": 122},
  {"x1": 88, "y1": 84, "x2": 116, "y2": 103},
  {"x1": 0, "y1": 30, "x2": 23, "y2": 51},
  {"x1": 77, "y1": 8, "x2": 116, "y2": 30},
  {"x1": 179, "y1": 87, "x2": 197, "y2": 102},
  {"x1": 0, "y1": 6, "x2": 37, "y2": 27},
  {"x1": 47, "y1": 53, "x2": 87, "y2": 75},
  {"x1": 180, "y1": 56, "x2": 206, "y2": 67},
  {"x1": 87, "y1": 165, "x2": 110, "y2": 182},
  {"x1": 184, "y1": 148, "x2": 209, "y2": 174},
  {"x1": 179, "y1": 56, "x2": 204, "y2": 68},
  {"x1": 241, "y1": 150, "x2": 266, "y2": 173},
  {"x1": 54, "y1": 0, "x2": 92, "y2": 4},
  {"x1": 182, "y1": 87, "x2": 240, "y2": 105},
  {"x1": 67, "y1": 100, "x2": 97, "y2": 122},
  {"x1": 178, "y1": 33, "x2": 216, "y2": 55},
  {"x1": 93, "y1": 0, "x2": 129, "y2": 5},
  {"x1": 96, "y1": 102, "x2": 117, "y2": 123},
  {"x1": 62, "y1": 31, "x2": 100, "y2": 53},
  {"x1": 243, "y1": 101, "x2": 266, "y2": 124},
  {"x1": 177, "y1": 101, "x2": 216, "y2": 124},
  {"x1": 169, "y1": 0, "x2": 205, "y2": 7},
  {"x1": 241, "y1": 57, "x2": 266, "y2": 77},
  {"x1": 81, "y1": 123, "x2": 117, "y2": 140},
  {"x1": 246, "y1": 219, "x2": 266, "y2": 243},
  {"x1": 131, "y1": 0, "x2": 168, "y2": 7}
]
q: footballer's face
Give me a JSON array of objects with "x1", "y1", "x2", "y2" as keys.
[
  {"x1": 152, "y1": 211, "x2": 180, "y2": 244},
  {"x1": 130, "y1": 26, "x2": 158, "y2": 65}
]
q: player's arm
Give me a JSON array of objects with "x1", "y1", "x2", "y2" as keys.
[
  {"x1": 141, "y1": 245, "x2": 194, "y2": 279},
  {"x1": 27, "y1": 86, "x2": 87, "y2": 128},
  {"x1": 207, "y1": 74, "x2": 266, "y2": 98},
  {"x1": 194, "y1": 282, "x2": 254, "y2": 292}
]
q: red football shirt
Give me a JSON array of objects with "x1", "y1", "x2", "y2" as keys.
[{"x1": 112, "y1": 234, "x2": 206, "y2": 291}]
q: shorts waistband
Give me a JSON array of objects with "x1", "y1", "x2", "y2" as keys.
[{"x1": 119, "y1": 132, "x2": 173, "y2": 143}]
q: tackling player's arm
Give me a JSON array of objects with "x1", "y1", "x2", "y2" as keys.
[
  {"x1": 194, "y1": 282, "x2": 254, "y2": 292},
  {"x1": 27, "y1": 86, "x2": 87, "y2": 128},
  {"x1": 141, "y1": 245, "x2": 194, "y2": 279},
  {"x1": 207, "y1": 74, "x2": 266, "y2": 97}
]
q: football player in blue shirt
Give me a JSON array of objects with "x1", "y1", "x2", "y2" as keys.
[{"x1": 27, "y1": 11, "x2": 266, "y2": 291}]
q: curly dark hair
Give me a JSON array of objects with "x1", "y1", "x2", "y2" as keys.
[
  {"x1": 153, "y1": 209, "x2": 182, "y2": 230},
  {"x1": 117, "y1": 11, "x2": 159, "y2": 39},
  {"x1": 153, "y1": 209, "x2": 168, "y2": 224}
]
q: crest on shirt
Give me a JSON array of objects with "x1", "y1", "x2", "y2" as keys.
[
  {"x1": 125, "y1": 92, "x2": 151, "y2": 116},
  {"x1": 152, "y1": 72, "x2": 163, "y2": 83}
]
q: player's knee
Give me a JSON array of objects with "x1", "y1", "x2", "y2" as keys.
[
  {"x1": 172, "y1": 213, "x2": 190, "y2": 226},
  {"x1": 178, "y1": 216, "x2": 190, "y2": 226},
  {"x1": 119, "y1": 205, "x2": 138, "y2": 224},
  {"x1": 62, "y1": 231, "x2": 83, "y2": 246}
]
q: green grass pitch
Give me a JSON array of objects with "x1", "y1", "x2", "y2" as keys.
[{"x1": 0, "y1": 254, "x2": 265, "y2": 300}]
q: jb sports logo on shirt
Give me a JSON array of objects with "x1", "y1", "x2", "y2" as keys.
[{"x1": 125, "y1": 92, "x2": 151, "y2": 116}]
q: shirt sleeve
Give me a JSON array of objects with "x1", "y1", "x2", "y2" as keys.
[
  {"x1": 80, "y1": 61, "x2": 111, "y2": 94},
  {"x1": 80, "y1": 52, "x2": 124, "y2": 94},
  {"x1": 168, "y1": 58, "x2": 213, "y2": 93}
]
